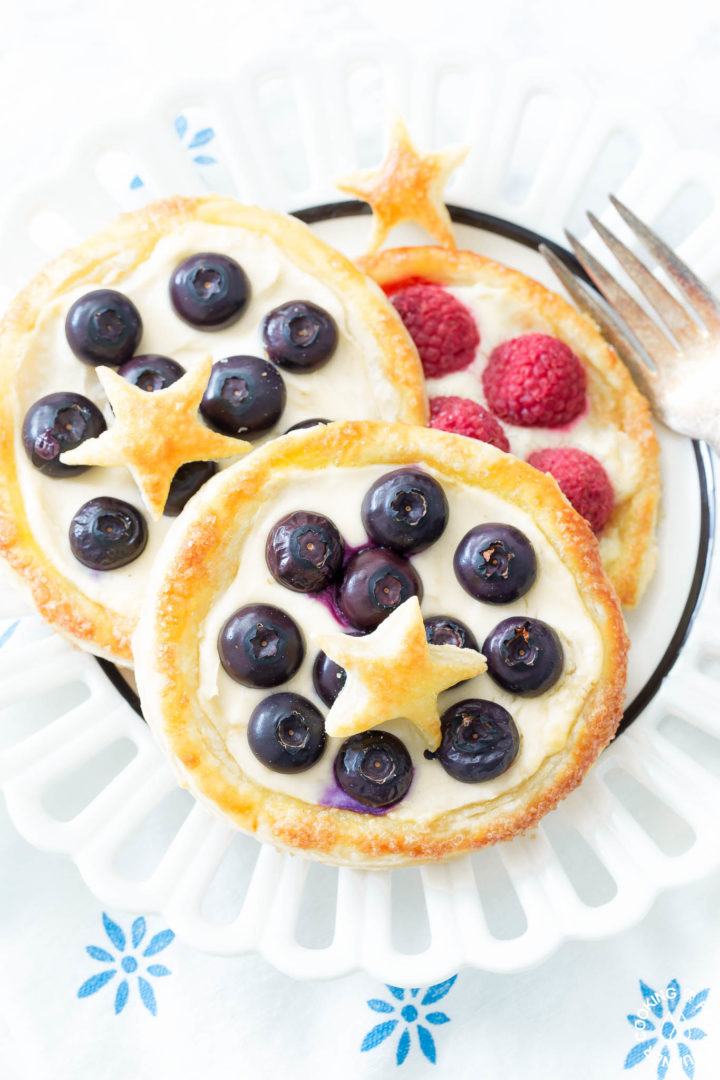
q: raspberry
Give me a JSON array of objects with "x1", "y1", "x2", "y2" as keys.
[
  {"x1": 430, "y1": 396, "x2": 510, "y2": 452},
  {"x1": 391, "y1": 284, "x2": 479, "y2": 378},
  {"x1": 483, "y1": 333, "x2": 586, "y2": 427},
  {"x1": 527, "y1": 447, "x2": 614, "y2": 534}
]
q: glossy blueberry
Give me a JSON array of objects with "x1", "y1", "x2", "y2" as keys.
[
  {"x1": 170, "y1": 252, "x2": 249, "y2": 330},
  {"x1": 218, "y1": 604, "x2": 304, "y2": 688},
  {"x1": 312, "y1": 650, "x2": 347, "y2": 707},
  {"x1": 284, "y1": 417, "x2": 331, "y2": 433},
  {"x1": 454, "y1": 523, "x2": 537, "y2": 604},
  {"x1": 22, "y1": 392, "x2": 106, "y2": 477},
  {"x1": 361, "y1": 469, "x2": 448, "y2": 555},
  {"x1": 118, "y1": 354, "x2": 185, "y2": 391},
  {"x1": 248, "y1": 692, "x2": 326, "y2": 773},
  {"x1": 262, "y1": 301, "x2": 338, "y2": 372},
  {"x1": 483, "y1": 617, "x2": 563, "y2": 696},
  {"x1": 334, "y1": 730, "x2": 413, "y2": 808},
  {"x1": 266, "y1": 511, "x2": 344, "y2": 593},
  {"x1": 436, "y1": 698, "x2": 519, "y2": 782},
  {"x1": 200, "y1": 355, "x2": 286, "y2": 436},
  {"x1": 424, "y1": 614, "x2": 479, "y2": 652},
  {"x1": 163, "y1": 460, "x2": 218, "y2": 517},
  {"x1": 65, "y1": 289, "x2": 142, "y2": 366},
  {"x1": 69, "y1": 496, "x2": 148, "y2": 570},
  {"x1": 336, "y1": 547, "x2": 423, "y2": 632}
]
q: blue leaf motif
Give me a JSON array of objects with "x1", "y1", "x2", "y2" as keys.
[
  {"x1": 426, "y1": 1011, "x2": 450, "y2": 1025},
  {"x1": 396, "y1": 1028, "x2": 410, "y2": 1065},
  {"x1": 678, "y1": 1043, "x2": 695, "y2": 1079},
  {"x1": 361, "y1": 1020, "x2": 398, "y2": 1052},
  {"x1": 129, "y1": 175, "x2": 144, "y2": 190},
  {"x1": 0, "y1": 620, "x2": 20, "y2": 648},
  {"x1": 386, "y1": 985, "x2": 405, "y2": 1001},
  {"x1": 102, "y1": 914, "x2": 126, "y2": 952},
  {"x1": 86, "y1": 946, "x2": 115, "y2": 963},
  {"x1": 624, "y1": 1039, "x2": 658, "y2": 1068},
  {"x1": 174, "y1": 115, "x2": 188, "y2": 140},
  {"x1": 188, "y1": 128, "x2": 214, "y2": 149},
  {"x1": 666, "y1": 979, "x2": 680, "y2": 1014},
  {"x1": 114, "y1": 980, "x2": 128, "y2": 1015},
  {"x1": 421, "y1": 975, "x2": 457, "y2": 1006},
  {"x1": 138, "y1": 976, "x2": 157, "y2": 1016},
  {"x1": 147, "y1": 965, "x2": 171, "y2": 977},
  {"x1": 683, "y1": 1028, "x2": 706, "y2": 1041},
  {"x1": 131, "y1": 917, "x2": 146, "y2": 949},
  {"x1": 192, "y1": 155, "x2": 217, "y2": 166},
  {"x1": 680, "y1": 990, "x2": 709, "y2": 1021},
  {"x1": 367, "y1": 999, "x2": 394, "y2": 1013},
  {"x1": 627, "y1": 1015, "x2": 656, "y2": 1032},
  {"x1": 657, "y1": 1045, "x2": 670, "y2": 1079},
  {"x1": 78, "y1": 969, "x2": 117, "y2": 998},
  {"x1": 417, "y1": 1025, "x2": 437, "y2": 1064},
  {"x1": 143, "y1": 929, "x2": 174, "y2": 956},
  {"x1": 640, "y1": 981, "x2": 664, "y2": 1019}
]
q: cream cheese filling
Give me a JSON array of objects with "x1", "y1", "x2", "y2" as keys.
[
  {"x1": 196, "y1": 463, "x2": 604, "y2": 821},
  {"x1": 13, "y1": 221, "x2": 404, "y2": 619}
]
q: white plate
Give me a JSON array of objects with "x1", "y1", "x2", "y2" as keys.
[{"x1": 1, "y1": 49, "x2": 720, "y2": 984}]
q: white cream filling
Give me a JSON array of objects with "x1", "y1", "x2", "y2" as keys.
[
  {"x1": 196, "y1": 463, "x2": 604, "y2": 822},
  {"x1": 427, "y1": 282, "x2": 644, "y2": 503},
  {"x1": 13, "y1": 222, "x2": 404, "y2": 619}
]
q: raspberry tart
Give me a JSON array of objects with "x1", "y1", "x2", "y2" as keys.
[
  {"x1": 358, "y1": 246, "x2": 661, "y2": 608},
  {"x1": 0, "y1": 196, "x2": 425, "y2": 664},
  {"x1": 134, "y1": 420, "x2": 628, "y2": 866}
]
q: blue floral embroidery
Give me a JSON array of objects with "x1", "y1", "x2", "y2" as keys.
[
  {"x1": 361, "y1": 976, "x2": 455, "y2": 1066},
  {"x1": 78, "y1": 913, "x2": 174, "y2": 1016},
  {"x1": 174, "y1": 114, "x2": 217, "y2": 166},
  {"x1": 624, "y1": 979, "x2": 709, "y2": 1078}
]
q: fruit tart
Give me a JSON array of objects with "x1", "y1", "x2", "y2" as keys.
[
  {"x1": 134, "y1": 420, "x2": 628, "y2": 866},
  {"x1": 358, "y1": 245, "x2": 661, "y2": 607},
  {"x1": 0, "y1": 195, "x2": 425, "y2": 664}
]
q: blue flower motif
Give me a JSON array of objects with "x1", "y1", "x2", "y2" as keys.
[
  {"x1": 78, "y1": 913, "x2": 174, "y2": 1016},
  {"x1": 174, "y1": 113, "x2": 217, "y2": 166},
  {"x1": 361, "y1": 976, "x2": 456, "y2": 1066},
  {"x1": 624, "y1": 979, "x2": 709, "y2": 1078}
]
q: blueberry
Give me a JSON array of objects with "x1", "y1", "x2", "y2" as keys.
[
  {"x1": 361, "y1": 469, "x2": 448, "y2": 555},
  {"x1": 218, "y1": 604, "x2": 304, "y2": 688},
  {"x1": 424, "y1": 615, "x2": 479, "y2": 651},
  {"x1": 454, "y1": 523, "x2": 537, "y2": 604},
  {"x1": 200, "y1": 355, "x2": 286, "y2": 437},
  {"x1": 69, "y1": 496, "x2": 148, "y2": 570},
  {"x1": 436, "y1": 699, "x2": 519, "y2": 782},
  {"x1": 266, "y1": 511, "x2": 344, "y2": 593},
  {"x1": 336, "y1": 547, "x2": 423, "y2": 631},
  {"x1": 312, "y1": 650, "x2": 347, "y2": 707},
  {"x1": 248, "y1": 692, "x2": 326, "y2": 773},
  {"x1": 483, "y1": 616, "x2": 563, "y2": 696},
  {"x1": 22, "y1": 392, "x2": 106, "y2": 477},
  {"x1": 163, "y1": 460, "x2": 218, "y2": 517},
  {"x1": 334, "y1": 730, "x2": 413, "y2": 808},
  {"x1": 65, "y1": 289, "x2": 142, "y2": 366},
  {"x1": 284, "y1": 417, "x2": 331, "y2": 433},
  {"x1": 170, "y1": 252, "x2": 249, "y2": 330},
  {"x1": 262, "y1": 301, "x2": 338, "y2": 372},
  {"x1": 118, "y1": 354, "x2": 185, "y2": 391}
]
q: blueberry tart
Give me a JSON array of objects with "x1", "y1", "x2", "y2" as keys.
[
  {"x1": 134, "y1": 420, "x2": 628, "y2": 866},
  {"x1": 0, "y1": 196, "x2": 425, "y2": 663}
]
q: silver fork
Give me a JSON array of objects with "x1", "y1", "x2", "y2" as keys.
[{"x1": 540, "y1": 195, "x2": 720, "y2": 456}]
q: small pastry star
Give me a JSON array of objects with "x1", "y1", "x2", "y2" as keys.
[
  {"x1": 314, "y1": 596, "x2": 486, "y2": 750},
  {"x1": 61, "y1": 355, "x2": 250, "y2": 519},
  {"x1": 336, "y1": 116, "x2": 468, "y2": 253}
]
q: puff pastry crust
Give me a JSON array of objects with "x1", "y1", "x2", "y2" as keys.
[
  {"x1": 134, "y1": 420, "x2": 628, "y2": 867},
  {"x1": 357, "y1": 245, "x2": 661, "y2": 608},
  {"x1": 0, "y1": 196, "x2": 426, "y2": 664}
]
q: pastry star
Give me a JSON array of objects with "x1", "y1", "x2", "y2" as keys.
[
  {"x1": 336, "y1": 116, "x2": 468, "y2": 253},
  {"x1": 314, "y1": 596, "x2": 486, "y2": 751},
  {"x1": 61, "y1": 355, "x2": 250, "y2": 520}
]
